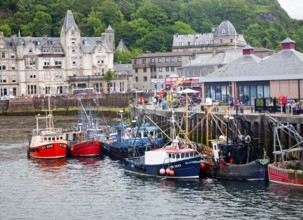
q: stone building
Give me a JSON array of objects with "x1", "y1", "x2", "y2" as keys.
[
  {"x1": 0, "y1": 10, "x2": 127, "y2": 98},
  {"x1": 172, "y1": 20, "x2": 247, "y2": 52}
]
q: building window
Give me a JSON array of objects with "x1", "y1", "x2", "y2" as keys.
[
  {"x1": 44, "y1": 71, "x2": 51, "y2": 80},
  {"x1": 143, "y1": 59, "x2": 146, "y2": 64},
  {"x1": 171, "y1": 67, "x2": 175, "y2": 71},
  {"x1": 44, "y1": 60, "x2": 49, "y2": 66},
  {"x1": 1, "y1": 52, "x2": 5, "y2": 58},
  {"x1": 29, "y1": 48, "x2": 33, "y2": 53},
  {"x1": 13, "y1": 88, "x2": 16, "y2": 96},
  {"x1": 143, "y1": 67, "x2": 147, "y2": 73},
  {"x1": 135, "y1": 68, "x2": 138, "y2": 73},
  {"x1": 134, "y1": 59, "x2": 137, "y2": 64},
  {"x1": 151, "y1": 58, "x2": 155, "y2": 63},
  {"x1": 72, "y1": 60, "x2": 76, "y2": 66},
  {"x1": 0, "y1": 65, "x2": 6, "y2": 70},
  {"x1": 158, "y1": 58, "x2": 162, "y2": 63},
  {"x1": 165, "y1": 57, "x2": 169, "y2": 63},
  {"x1": 27, "y1": 85, "x2": 37, "y2": 95},
  {"x1": 0, "y1": 88, "x2": 7, "y2": 96},
  {"x1": 57, "y1": 86, "x2": 63, "y2": 94},
  {"x1": 12, "y1": 64, "x2": 16, "y2": 70},
  {"x1": 27, "y1": 72, "x2": 36, "y2": 79},
  {"x1": 55, "y1": 60, "x2": 62, "y2": 66},
  {"x1": 230, "y1": 39, "x2": 233, "y2": 43},
  {"x1": 55, "y1": 71, "x2": 62, "y2": 78},
  {"x1": 0, "y1": 75, "x2": 7, "y2": 83},
  {"x1": 11, "y1": 54, "x2": 15, "y2": 58},
  {"x1": 72, "y1": 47, "x2": 76, "y2": 53},
  {"x1": 170, "y1": 57, "x2": 174, "y2": 62},
  {"x1": 159, "y1": 75, "x2": 163, "y2": 79},
  {"x1": 12, "y1": 75, "x2": 16, "y2": 83},
  {"x1": 166, "y1": 67, "x2": 169, "y2": 72},
  {"x1": 30, "y1": 58, "x2": 36, "y2": 66},
  {"x1": 177, "y1": 57, "x2": 181, "y2": 62},
  {"x1": 135, "y1": 76, "x2": 138, "y2": 82},
  {"x1": 45, "y1": 86, "x2": 51, "y2": 94},
  {"x1": 143, "y1": 76, "x2": 147, "y2": 81},
  {"x1": 159, "y1": 67, "x2": 162, "y2": 72}
]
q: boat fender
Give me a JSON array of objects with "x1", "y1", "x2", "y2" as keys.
[
  {"x1": 200, "y1": 163, "x2": 205, "y2": 169},
  {"x1": 166, "y1": 168, "x2": 171, "y2": 174},
  {"x1": 159, "y1": 168, "x2": 165, "y2": 175},
  {"x1": 169, "y1": 170, "x2": 175, "y2": 176}
]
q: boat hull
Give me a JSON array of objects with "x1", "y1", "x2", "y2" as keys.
[
  {"x1": 29, "y1": 142, "x2": 67, "y2": 159},
  {"x1": 102, "y1": 142, "x2": 162, "y2": 160},
  {"x1": 124, "y1": 157, "x2": 201, "y2": 179},
  {"x1": 69, "y1": 140, "x2": 101, "y2": 157},
  {"x1": 201, "y1": 159, "x2": 268, "y2": 181},
  {"x1": 268, "y1": 163, "x2": 303, "y2": 187}
]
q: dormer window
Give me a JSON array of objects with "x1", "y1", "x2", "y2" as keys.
[{"x1": 222, "y1": 29, "x2": 226, "y2": 35}]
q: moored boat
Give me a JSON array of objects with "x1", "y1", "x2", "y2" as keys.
[
  {"x1": 28, "y1": 96, "x2": 68, "y2": 159},
  {"x1": 266, "y1": 113, "x2": 303, "y2": 187},
  {"x1": 101, "y1": 112, "x2": 165, "y2": 159},
  {"x1": 124, "y1": 102, "x2": 202, "y2": 179},
  {"x1": 66, "y1": 100, "x2": 101, "y2": 157},
  {"x1": 200, "y1": 105, "x2": 268, "y2": 180}
]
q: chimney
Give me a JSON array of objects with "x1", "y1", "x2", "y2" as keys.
[
  {"x1": 242, "y1": 44, "x2": 254, "y2": 55},
  {"x1": 281, "y1": 38, "x2": 295, "y2": 50}
]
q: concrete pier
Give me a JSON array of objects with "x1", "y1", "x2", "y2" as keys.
[{"x1": 131, "y1": 103, "x2": 303, "y2": 157}]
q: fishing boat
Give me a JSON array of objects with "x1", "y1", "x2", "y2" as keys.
[
  {"x1": 200, "y1": 105, "x2": 268, "y2": 180},
  {"x1": 66, "y1": 100, "x2": 101, "y2": 157},
  {"x1": 266, "y1": 113, "x2": 303, "y2": 187},
  {"x1": 27, "y1": 96, "x2": 68, "y2": 159},
  {"x1": 101, "y1": 111, "x2": 165, "y2": 159},
  {"x1": 124, "y1": 95, "x2": 202, "y2": 179}
]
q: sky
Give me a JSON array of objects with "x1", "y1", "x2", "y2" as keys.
[{"x1": 278, "y1": 0, "x2": 303, "y2": 20}]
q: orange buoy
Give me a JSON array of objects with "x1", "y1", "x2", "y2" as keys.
[
  {"x1": 169, "y1": 170, "x2": 175, "y2": 176},
  {"x1": 200, "y1": 163, "x2": 205, "y2": 169},
  {"x1": 166, "y1": 168, "x2": 171, "y2": 174},
  {"x1": 159, "y1": 168, "x2": 165, "y2": 175}
]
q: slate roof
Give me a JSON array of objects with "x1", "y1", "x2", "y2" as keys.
[
  {"x1": 62, "y1": 10, "x2": 79, "y2": 31},
  {"x1": 201, "y1": 40, "x2": 303, "y2": 82}
]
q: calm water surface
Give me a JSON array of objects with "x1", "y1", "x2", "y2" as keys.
[{"x1": 0, "y1": 135, "x2": 302, "y2": 219}]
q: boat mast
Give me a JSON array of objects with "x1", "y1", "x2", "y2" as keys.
[{"x1": 185, "y1": 93, "x2": 189, "y2": 144}]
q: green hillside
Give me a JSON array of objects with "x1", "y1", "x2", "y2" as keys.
[{"x1": 1, "y1": 0, "x2": 302, "y2": 63}]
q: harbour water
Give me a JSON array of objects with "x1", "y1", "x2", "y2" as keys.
[{"x1": 0, "y1": 117, "x2": 303, "y2": 220}]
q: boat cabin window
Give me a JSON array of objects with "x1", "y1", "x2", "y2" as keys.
[
  {"x1": 181, "y1": 153, "x2": 185, "y2": 158},
  {"x1": 44, "y1": 138, "x2": 47, "y2": 141},
  {"x1": 168, "y1": 153, "x2": 171, "y2": 158},
  {"x1": 176, "y1": 154, "x2": 180, "y2": 159},
  {"x1": 171, "y1": 154, "x2": 176, "y2": 159},
  {"x1": 157, "y1": 133, "x2": 163, "y2": 138},
  {"x1": 52, "y1": 137, "x2": 55, "y2": 141},
  {"x1": 186, "y1": 152, "x2": 189, "y2": 158},
  {"x1": 48, "y1": 137, "x2": 51, "y2": 141},
  {"x1": 143, "y1": 132, "x2": 148, "y2": 137}
]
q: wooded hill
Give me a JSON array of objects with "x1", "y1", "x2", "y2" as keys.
[{"x1": 1, "y1": 0, "x2": 303, "y2": 63}]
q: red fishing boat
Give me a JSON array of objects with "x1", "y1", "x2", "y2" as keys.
[
  {"x1": 266, "y1": 113, "x2": 303, "y2": 187},
  {"x1": 66, "y1": 100, "x2": 101, "y2": 157},
  {"x1": 28, "y1": 97, "x2": 68, "y2": 159}
]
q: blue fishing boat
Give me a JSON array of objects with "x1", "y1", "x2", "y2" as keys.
[
  {"x1": 124, "y1": 106, "x2": 202, "y2": 179},
  {"x1": 101, "y1": 112, "x2": 165, "y2": 159}
]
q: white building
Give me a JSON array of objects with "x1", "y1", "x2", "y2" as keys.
[{"x1": 0, "y1": 10, "x2": 116, "y2": 98}]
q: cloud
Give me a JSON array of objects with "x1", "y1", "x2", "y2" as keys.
[{"x1": 278, "y1": 0, "x2": 303, "y2": 19}]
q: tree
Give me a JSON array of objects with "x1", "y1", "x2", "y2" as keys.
[
  {"x1": 104, "y1": 70, "x2": 115, "y2": 93},
  {"x1": 171, "y1": 21, "x2": 195, "y2": 34}
]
